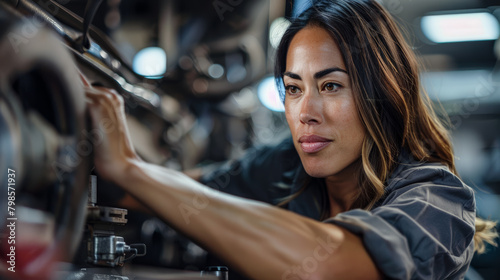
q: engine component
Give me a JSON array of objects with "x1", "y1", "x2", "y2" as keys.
[
  {"x1": 201, "y1": 266, "x2": 229, "y2": 280},
  {"x1": 0, "y1": 4, "x2": 90, "y2": 279},
  {"x1": 84, "y1": 175, "x2": 146, "y2": 268}
]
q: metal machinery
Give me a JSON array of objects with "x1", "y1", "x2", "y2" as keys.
[
  {"x1": 0, "y1": 0, "x2": 275, "y2": 279},
  {"x1": 0, "y1": 4, "x2": 91, "y2": 278}
]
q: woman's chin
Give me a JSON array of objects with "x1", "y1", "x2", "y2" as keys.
[{"x1": 303, "y1": 165, "x2": 333, "y2": 178}]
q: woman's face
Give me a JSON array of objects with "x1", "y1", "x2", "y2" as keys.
[{"x1": 284, "y1": 25, "x2": 366, "y2": 180}]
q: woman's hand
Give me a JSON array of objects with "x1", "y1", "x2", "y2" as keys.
[{"x1": 82, "y1": 75, "x2": 140, "y2": 183}]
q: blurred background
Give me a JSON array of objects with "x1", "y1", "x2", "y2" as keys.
[{"x1": 0, "y1": 0, "x2": 499, "y2": 279}]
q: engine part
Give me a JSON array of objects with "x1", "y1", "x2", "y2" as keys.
[
  {"x1": 201, "y1": 266, "x2": 229, "y2": 280},
  {"x1": 0, "y1": 5, "x2": 90, "y2": 279},
  {"x1": 84, "y1": 175, "x2": 146, "y2": 268}
]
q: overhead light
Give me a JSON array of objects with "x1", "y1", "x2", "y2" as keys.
[
  {"x1": 269, "y1": 17, "x2": 291, "y2": 49},
  {"x1": 257, "y1": 76, "x2": 285, "y2": 112},
  {"x1": 208, "y1": 64, "x2": 224, "y2": 79},
  {"x1": 133, "y1": 47, "x2": 167, "y2": 78},
  {"x1": 421, "y1": 12, "x2": 500, "y2": 43}
]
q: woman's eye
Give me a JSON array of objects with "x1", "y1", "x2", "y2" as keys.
[
  {"x1": 324, "y1": 82, "x2": 340, "y2": 92},
  {"x1": 285, "y1": 85, "x2": 300, "y2": 95}
]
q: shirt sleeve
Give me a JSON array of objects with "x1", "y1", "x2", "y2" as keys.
[
  {"x1": 200, "y1": 137, "x2": 299, "y2": 204},
  {"x1": 324, "y1": 165, "x2": 476, "y2": 280}
]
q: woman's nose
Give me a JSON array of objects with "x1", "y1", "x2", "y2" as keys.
[{"x1": 299, "y1": 92, "x2": 323, "y2": 125}]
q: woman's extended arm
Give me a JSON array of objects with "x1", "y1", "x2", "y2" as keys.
[{"x1": 85, "y1": 85, "x2": 381, "y2": 280}]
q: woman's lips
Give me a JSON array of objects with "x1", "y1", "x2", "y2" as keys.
[{"x1": 298, "y1": 135, "x2": 332, "y2": 153}]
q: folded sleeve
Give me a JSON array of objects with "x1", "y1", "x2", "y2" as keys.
[{"x1": 324, "y1": 165, "x2": 476, "y2": 279}]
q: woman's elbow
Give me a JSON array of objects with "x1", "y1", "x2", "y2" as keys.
[{"x1": 307, "y1": 227, "x2": 382, "y2": 280}]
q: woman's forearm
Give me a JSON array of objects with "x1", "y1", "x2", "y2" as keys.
[{"x1": 116, "y1": 160, "x2": 379, "y2": 280}]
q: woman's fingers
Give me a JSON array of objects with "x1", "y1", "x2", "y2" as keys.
[
  {"x1": 79, "y1": 70, "x2": 123, "y2": 107},
  {"x1": 83, "y1": 83, "x2": 141, "y2": 181}
]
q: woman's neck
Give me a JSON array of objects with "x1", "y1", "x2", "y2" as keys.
[{"x1": 324, "y1": 160, "x2": 361, "y2": 216}]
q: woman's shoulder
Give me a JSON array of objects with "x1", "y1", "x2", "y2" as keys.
[
  {"x1": 388, "y1": 150, "x2": 466, "y2": 188},
  {"x1": 382, "y1": 150, "x2": 475, "y2": 210}
]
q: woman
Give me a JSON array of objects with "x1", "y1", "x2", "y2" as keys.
[{"x1": 85, "y1": 0, "x2": 497, "y2": 279}]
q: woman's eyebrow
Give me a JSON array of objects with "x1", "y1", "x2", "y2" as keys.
[
  {"x1": 283, "y1": 67, "x2": 348, "y2": 81},
  {"x1": 314, "y1": 67, "x2": 348, "y2": 79},
  {"x1": 283, "y1": 72, "x2": 302, "y2": 80}
]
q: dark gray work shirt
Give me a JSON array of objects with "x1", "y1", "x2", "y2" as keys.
[{"x1": 201, "y1": 137, "x2": 476, "y2": 279}]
